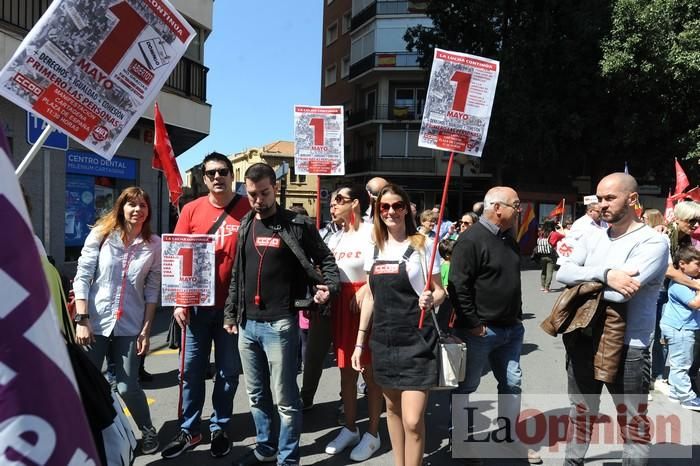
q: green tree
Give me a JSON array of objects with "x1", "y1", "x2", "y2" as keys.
[
  {"x1": 406, "y1": 0, "x2": 615, "y2": 185},
  {"x1": 601, "y1": 0, "x2": 700, "y2": 183}
]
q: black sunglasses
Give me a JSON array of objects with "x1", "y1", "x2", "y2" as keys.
[
  {"x1": 204, "y1": 168, "x2": 231, "y2": 179},
  {"x1": 334, "y1": 194, "x2": 353, "y2": 205}
]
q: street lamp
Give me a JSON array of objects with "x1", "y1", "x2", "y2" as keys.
[{"x1": 454, "y1": 153, "x2": 469, "y2": 215}]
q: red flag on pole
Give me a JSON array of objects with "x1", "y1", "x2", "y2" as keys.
[
  {"x1": 675, "y1": 158, "x2": 689, "y2": 195},
  {"x1": 665, "y1": 189, "x2": 675, "y2": 222},
  {"x1": 684, "y1": 186, "x2": 700, "y2": 202},
  {"x1": 153, "y1": 103, "x2": 183, "y2": 206},
  {"x1": 547, "y1": 199, "x2": 565, "y2": 219}
]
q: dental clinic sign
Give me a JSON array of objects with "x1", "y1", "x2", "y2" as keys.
[{"x1": 66, "y1": 150, "x2": 137, "y2": 179}]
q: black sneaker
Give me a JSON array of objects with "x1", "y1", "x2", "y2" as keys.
[
  {"x1": 161, "y1": 430, "x2": 202, "y2": 459},
  {"x1": 235, "y1": 448, "x2": 277, "y2": 465},
  {"x1": 210, "y1": 430, "x2": 231, "y2": 458}
]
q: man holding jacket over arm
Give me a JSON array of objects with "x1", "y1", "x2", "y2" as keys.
[{"x1": 556, "y1": 173, "x2": 668, "y2": 466}]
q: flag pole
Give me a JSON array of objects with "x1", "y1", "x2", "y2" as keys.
[
  {"x1": 177, "y1": 313, "x2": 187, "y2": 420},
  {"x1": 15, "y1": 124, "x2": 53, "y2": 177},
  {"x1": 419, "y1": 151, "x2": 456, "y2": 328},
  {"x1": 561, "y1": 198, "x2": 566, "y2": 226},
  {"x1": 316, "y1": 175, "x2": 322, "y2": 229}
]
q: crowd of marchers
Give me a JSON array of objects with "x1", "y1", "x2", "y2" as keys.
[{"x1": 62, "y1": 151, "x2": 700, "y2": 466}]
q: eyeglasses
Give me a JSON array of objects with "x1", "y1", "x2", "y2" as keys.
[
  {"x1": 687, "y1": 218, "x2": 700, "y2": 226},
  {"x1": 334, "y1": 194, "x2": 353, "y2": 205},
  {"x1": 379, "y1": 201, "x2": 406, "y2": 213},
  {"x1": 204, "y1": 168, "x2": 230, "y2": 179},
  {"x1": 492, "y1": 201, "x2": 521, "y2": 211}
]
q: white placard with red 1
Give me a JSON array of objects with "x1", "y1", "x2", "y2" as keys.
[
  {"x1": 0, "y1": 0, "x2": 195, "y2": 160},
  {"x1": 162, "y1": 234, "x2": 215, "y2": 306},
  {"x1": 294, "y1": 105, "x2": 345, "y2": 175},
  {"x1": 418, "y1": 48, "x2": 500, "y2": 156}
]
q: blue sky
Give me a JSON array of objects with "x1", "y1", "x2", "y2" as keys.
[{"x1": 176, "y1": 1, "x2": 323, "y2": 176}]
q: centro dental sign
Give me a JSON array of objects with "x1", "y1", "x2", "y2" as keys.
[{"x1": 66, "y1": 150, "x2": 137, "y2": 179}]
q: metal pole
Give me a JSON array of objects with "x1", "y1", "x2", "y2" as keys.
[
  {"x1": 16, "y1": 124, "x2": 53, "y2": 177},
  {"x1": 157, "y1": 171, "x2": 163, "y2": 234}
]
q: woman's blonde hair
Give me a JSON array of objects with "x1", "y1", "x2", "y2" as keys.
[
  {"x1": 673, "y1": 201, "x2": 700, "y2": 222},
  {"x1": 642, "y1": 209, "x2": 664, "y2": 228},
  {"x1": 92, "y1": 187, "x2": 153, "y2": 243},
  {"x1": 373, "y1": 184, "x2": 424, "y2": 252}
]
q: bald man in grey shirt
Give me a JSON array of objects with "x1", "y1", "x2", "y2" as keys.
[{"x1": 556, "y1": 173, "x2": 668, "y2": 466}]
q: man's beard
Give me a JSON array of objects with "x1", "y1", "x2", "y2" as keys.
[
  {"x1": 255, "y1": 201, "x2": 275, "y2": 216},
  {"x1": 603, "y1": 209, "x2": 626, "y2": 224}
]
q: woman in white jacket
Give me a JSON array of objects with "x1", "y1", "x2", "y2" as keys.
[{"x1": 73, "y1": 186, "x2": 161, "y2": 454}]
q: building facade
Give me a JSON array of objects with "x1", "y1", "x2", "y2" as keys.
[
  {"x1": 1, "y1": 0, "x2": 213, "y2": 273},
  {"x1": 321, "y1": 0, "x2": 491, "y2": 218},
  {"x1": 229, "y1": 141, "x2": 319, "y2": 217}
]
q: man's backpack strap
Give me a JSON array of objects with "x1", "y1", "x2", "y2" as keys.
[{"x1": 207, "y1": 195, "x2": 241, "y2": 235}]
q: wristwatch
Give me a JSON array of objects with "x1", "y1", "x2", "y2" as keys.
[{"x1": 73, "y1": 313, "x2": 90, "y2": 324}]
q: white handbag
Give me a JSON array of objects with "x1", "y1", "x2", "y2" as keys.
[{"x1": 429, "y1": 309, "x2": 467, "y2": 390}]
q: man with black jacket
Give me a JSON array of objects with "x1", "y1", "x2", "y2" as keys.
[
  {"x1": 224, "y1": 163, "x2": 339, "y2": 466},
  {"x1": 448, "y1": 186, "x2": 540, "y2": 464}
]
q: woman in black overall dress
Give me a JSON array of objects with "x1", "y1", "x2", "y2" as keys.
[{"x1": 351, "y1": 184, "x2": 446, "y2": 466}]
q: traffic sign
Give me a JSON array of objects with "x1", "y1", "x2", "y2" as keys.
[{"x1": 26, "y1": 112, "x2": 69, "y2": 150}]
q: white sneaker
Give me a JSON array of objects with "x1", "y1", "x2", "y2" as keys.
[
  {"x1": 325, "y1": 427, "x2": 360, "y2": 455},
  {"x1": 350, "y1": 432, "x2": 381, "y2": 462}
]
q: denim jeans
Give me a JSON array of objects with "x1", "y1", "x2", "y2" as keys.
[
  {"x1": 651, "y1": 291, "x2": 668, "y2": 380},
  {"x1": 453, "y1": 323, "x2": 524, "y2": 424},
  {"x1": 85, "y1": 335, "x2": 152, "y2": 430},
  {"x1": 181, "y1": 307, "x2": 240, "y2": 434},
  {"x1": 239, "y1": 316, "x2": 302, "y2": 466},
  {"x1": 565, "y1": 344, "x2": 651, "y2": 466},
  {"x1": 660, "y1": 324, "x2": 698, "y2": 402}
]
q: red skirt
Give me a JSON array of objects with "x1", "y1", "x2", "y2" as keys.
[{"x1": 332, "y1": 282, "x2": 371, "y2": 368}]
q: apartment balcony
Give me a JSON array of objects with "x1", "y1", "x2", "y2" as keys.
[
  {"x1": 351, "y1": 1, "x2": 428, "y2": 30},
  {"x1": 347, "y1": 103, "x2": 424, "y2": 127},
  {"x1": 349, "y1": 52, "x2": 421, "y2": 80},
  {"x1": 0, "y1": 0, "x2": 50, "y2": 34},
  {"x1": 164, "y1": 57, "x2": 208, "y2": 102},
  {"x1": 346, "y1": 156, "x2": 435, "y2": 174}
]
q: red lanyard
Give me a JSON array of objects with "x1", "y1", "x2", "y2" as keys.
[
  {"x1": 252, "y1": 218, "x2": 278, "y2": 306},
  {"x1": 115, "y1": 243, "x2": 135, "y2": 321}
]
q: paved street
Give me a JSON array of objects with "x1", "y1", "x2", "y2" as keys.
[{"x1": 131, "y1": 268, "x2": 700, "y2": 465}]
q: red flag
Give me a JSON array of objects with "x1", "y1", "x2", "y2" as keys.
[
  {"x1": 684, "y1": 186, "x2": 700, "y2": 202},
  {"x1": 675, "y1": 158, "x2": 689, "y2": 195},
  {"x1": 665, "y1": 189, "x2": 675, "y2": 222},
  {"x1": 547, "y1": 199, "x2": 565, "y2": 219},
  {"x1": 153, "y1": 103, "x2": 183, "y2": 206}
]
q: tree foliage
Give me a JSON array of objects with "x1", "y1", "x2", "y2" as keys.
[{"x1": 405, "y1": 0, "x2": 700, "y2": 188}]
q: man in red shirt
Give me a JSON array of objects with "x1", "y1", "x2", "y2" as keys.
[{"x1": 161, "y1": 152, "x2": 249, "y2": 459}]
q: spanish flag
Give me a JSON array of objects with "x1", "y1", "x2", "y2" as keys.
[{"x1": 517, "y1": 203, "x2": 536, "y2": 242}]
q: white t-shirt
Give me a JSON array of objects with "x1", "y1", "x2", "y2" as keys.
[
  {"x1": 363, "y1": 238, "x2": 441, "y2": 296},
  {"x1": 327, "y1": 223, "x2": 373, "y2": 283}
]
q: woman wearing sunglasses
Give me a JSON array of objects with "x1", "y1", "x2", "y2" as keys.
[
  {"x1": 352, "y1": 184, "x2": 445, "y2": 466},
  {"x1": 324, "y1": 185, "x2": 384, "y2": 461}
]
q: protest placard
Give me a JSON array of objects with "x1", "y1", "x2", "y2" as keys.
[
  {"x1": 294, "y1": 105, "x2": 344, "y2": 175},
  {"x1": 162, "y1": 234, "x2": 215, "y2": 306},
  {"x1": 418, "y1": 48, "x2": 499, "y2": 156},
  {"x1": 0, "y1": 0, "x2": 195, "y2": 159}
]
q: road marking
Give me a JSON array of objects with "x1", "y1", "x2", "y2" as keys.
[
  {"x1": 124, "y1": 397, "x2": 156, "y2": 417},
  {"x1": 151, "y1": 348, "x2": 179, "y2": 355}
]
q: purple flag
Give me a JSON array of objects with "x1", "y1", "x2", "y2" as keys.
[{"x1": 0, "y1": 125, "x2": 99, "y2": 464}]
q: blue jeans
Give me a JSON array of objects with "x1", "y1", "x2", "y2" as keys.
[
  {"x1": 565, "y1": 345, "x2": 651, "y2": 466},
  {"x1": 660, "y1": 324, "x2": 698, "y2": 402},
  {"x1": 453, "y1": 323, "x2": 524, "y2": 423},
  {"x1": 239, "y1": 316, "x2": 301, "y2": 466},
  {"x1": 85, "y1": 335, "x2": 152, "y2": 430},
  {"x1": 181, "y1": 308, "x2": 240, "y2": 434}
]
